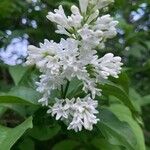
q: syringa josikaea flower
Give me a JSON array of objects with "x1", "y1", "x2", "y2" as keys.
[
  {"x1": 90, "y1": 53, "x2": 123, "y2": 80},
  {"x1": 79, "y1": 0, "x2": 114, "y2": 14},
  {"x1": 47, "y1": 95, "x2": 99, "y2": 132},
  {"x1": 94, "y1": 14, "x2": 118, "y2": 39},
  {"x1": 46, "y1": 1, "x2": 118, "y2": 50},
  {"x1": 77, "y1": 15, "x2": 118, "y2": 49},
  {"x1": 26, "y1": 38, "x2": 79, "y2": 72},
  {"x1": 26, "y1": 0, "x2": 123, "y2": 132},
  {"x1": 48, "y1": 99, "x2": 69, "y2": 120},
  {"x1": 47, "y1": 5, "x2": 83, "y2": 36}
]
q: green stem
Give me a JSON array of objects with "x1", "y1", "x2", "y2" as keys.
[
  {"x1": 61, "y1": 85, "x2": 64, "y2": 98},
  {"x1": 63, "y1": 80, "x2": 70, "y2": 99}
]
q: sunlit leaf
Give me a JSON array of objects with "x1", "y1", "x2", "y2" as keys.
[
  {"x1": 0, "y1": 86, "x2": 40, "y2": 105},
  {"x1": 108, "y1": 104, "x2": 146, "y2": 150},
  {"x1": 100, "y1": 83, "x2": 136, "y2": 112},
  {"x1": 97, "y1": 108, "x2": 137, "y2": 150},
  {"x1": 9, "y1": 65, "x2": 29, "y2": 86},
  {"x1": 0, "y1": 117, "x2": 33, "y2": 150}
]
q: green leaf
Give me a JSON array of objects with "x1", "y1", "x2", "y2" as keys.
[
  {"x1": 129, "y1": 88, "x2": 150, "y2": 107},
  {"x1": 108, "y1": 104, "x2": 146, "y2": 150},
  {"x1": 52, "y1": 140, "x2": 79, "y2": 150},
  {"x1": 139, "y1": 95, "x2": 150, "y2": 106},
  {"x1": 146, "y1": 147, "x2": 150, "y2": 150},
  {"x1": 97, "y1": 108, "x2": 137, "y2": 150},
  {"x1": 66, "y1": 78, "x2": 83, "y2": 98},
  {"x1": 29, "y1": 124, "x2": 61, "y2": 141},
  {"x1": 110, "y1": 72, "x2": 130, "y2": 93},
  {"x1": 0, "y1": 86, "x2": 40, "y2": 105},
  {"x1": 0, "y1": 117, "x2": 33, "y2": 150},
  {"x1": 9, "y1": 65, "x2": 29, "y2": 86},
  {"x1": 1, "y1": 104, "x2": 27, "y2": 117},
  {"x1": 91, "y1": 138, "x2": 121, "y2": 150},
  {"x1": 0, "y1": 106, "x2": 7, "y2": 117},
  {"x1": 129, "y1": 88, "x2": 142, "y2": 102},
  {"x1": 100, "y1": 83, "x2": 136, "y2": 112},
  {"x1": 129, "y1": 88, "x2": 142, "y2": 113},
  {"x1": 18, "y1": 138, "x2": 35, "y2": 150}
]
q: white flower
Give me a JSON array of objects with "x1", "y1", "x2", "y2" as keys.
[
  {"x1": 68, "y1": 5, "x2": 83, "y2": 28},
  {"x1": 79, "y1": 0, "x2": 89, "y2": 14},
  {"x1": 79, "y1": 0, "x2": 114, "y2": 13},
  {"x1": 48, "y1": 95, "x2": 99, "y2": 132},
  {"x1": 26, "y1": 38, "x2": 79, "y2": 71},
  {"x1": 82, "y1": 79, "x2": 102, "y2": 98},
  {"x1": 38, "y1": 93, "x2": 49, "y2": 106},
  {"x1": 69, "y1": 96, "x2": 99, "y2": 131},
  {"x1": 78, "y1": 24, "x2": 103, "y2": 48},
  {"x1": 77, "y1": 15, "x2": 118, "y2": 49},
  {"x1": 94, "y1": 14, "x2": 118, "y2": 39},
  {"x1": 47, "y1": 5, "x2": 83, "y2": 35},
  {"x1": 47, "y1": 98, "x2": 75, "y2": 121},
  {"x1": 25, "y1": 40, "x2": 59, "y2": 71},
  {"x1": 92, "y1": 53, "x2": 123, "y2": 80},
  {"x1": 56, "y1": 25, "x2": 72, "y2": 36},
  {"x1": 47, "y1": 99, "x2": 69, "y2": 120},
  {"x1": 36, "y1": 71, "x2": 65, "y2": 107},
  {"x1": 47, "y1": 5, "x2": 71, "y2": 29},
  {"x1": 67, "y1": 114, "x2": 83, "y2": 132}
]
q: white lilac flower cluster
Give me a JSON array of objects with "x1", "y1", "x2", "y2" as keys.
[
  {"x1": 26, "y1": 0, "x2": 123, "y2": 132},
  {"x1": 47, "y1": 95, "x2": 99, "y2": 132}
]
